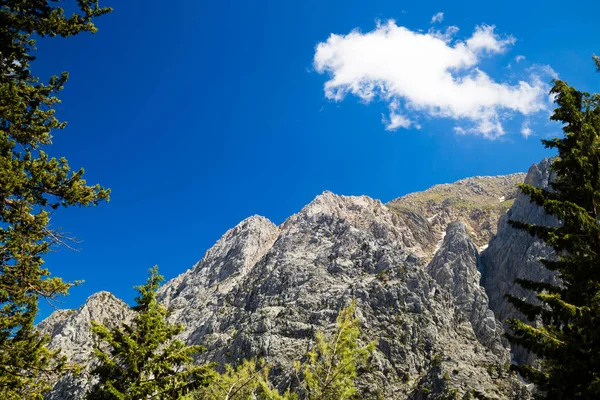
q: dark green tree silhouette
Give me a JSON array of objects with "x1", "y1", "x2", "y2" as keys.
[
  {"x1": 0, "y1": 1, "x2": 111, "y2": 397},
  {"x1": 506, "y1": 57, "x2": 600, "y2": 399}
]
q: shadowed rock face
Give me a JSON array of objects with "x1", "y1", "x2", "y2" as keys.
[
  {"x1": 480, "y1": 158, "x2": 559, "y2": 365},
  {"x1": 42, "y1": 179, "x2": 539, "y2": 399},
  {"x1": 427, "y1": 222, "x2": 508, "y2": 359}
]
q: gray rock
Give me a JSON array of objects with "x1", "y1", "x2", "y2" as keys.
[
  {"x1": 481, "y1": 158, "x2": 559, "y2": 364},
  {"x1": 389, "y1": 174, "x2": 525, "y2": 249},
  {"x1": 41, "y1": 292, "x2": 133, "y2": 400},
  {"x1": 42, "y1": 186, "x2": 532, "y2": 399},
  {"x1": 427, "y1": 222, "x2": 508, "y2": 360},
  {"x1": 157, "y1": 214, "x2": 280, "y2": 341}
]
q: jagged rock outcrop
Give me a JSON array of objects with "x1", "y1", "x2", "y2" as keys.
[
  {"x1": 389, "y1": 174, "x2": 525, "y2": 249},
  {"x1": 480, "y1": 158, "x2": 558, "y2": 364},
  {"x1": 40, "y1": 292, "x2": 133, "y2": 400},
  {"x1": 157, "y1": 214, "x2": 280, "y2": 341},
  {"x1": 427, "y1": 222, "x2": 507, "y2": 359},
  {"x1": 42, "y1": 183, "x2": 536, "y2": 399}
]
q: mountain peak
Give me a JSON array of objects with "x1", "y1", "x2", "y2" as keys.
[{"x1": 40, "y1": 165, "x2": 550, "y2": 399}]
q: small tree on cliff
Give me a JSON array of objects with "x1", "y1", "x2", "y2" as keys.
[
  {"x1": 0, "y1": 0, "x2": 111, "y2": 397},
  {"x1": 189, "y1": 358, "x2": 274, "y2": 400},
  {"x1": 292, "y1": 300, "x2": 375, "y2": 400},
  {"x1": 506, "y1": 57, "x2": 600, "y2": 398},
  {"x1": 88, "y1": 266, "x2": 215, "y2": 400},
  {"x1": 188, "y1": 301, "x2": 373, "y2": 400}
]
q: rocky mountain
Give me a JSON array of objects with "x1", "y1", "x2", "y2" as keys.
[
  {"x1": 40, "y1": 161, "x2": 557, "y2": 399},
  {"x1": 426, "y1": 222, "x2": 506, "y2": 358},
  {"x1": 388, "y1": 173, "x2": 525, "y2": 250},
  {"x1": 480, "y1": 159, "x2": 558, "y2": 365}
]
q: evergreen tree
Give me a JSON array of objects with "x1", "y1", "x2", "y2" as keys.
[
  {"x1": 190, "y1": 358, "x2": 272, "y2": 400},
  {"x1": 188, "y1": 301, "x2": 372, "y2": 400},
  {"x1": 88, "y1": 266, "x2": 215, "y2": 400},
  {"x1": 0, "y1": 1, "x2": 111, "y2": 397},
  {"x1": 293, "y1": 300, "x2": 375, "y2": 400},
  {"x1": 506, "y1": 57, "x2": 600, "y2": 399},
  {"x1": 257, "y1": 375, "x2": 297, "y2": 400}
]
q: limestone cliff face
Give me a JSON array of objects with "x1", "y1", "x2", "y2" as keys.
[
  {"x1": 157, "y1": 214, "x2": 280, "y2": 344},
  {"x1": 480, "y1": 158, "x2": 558, "y2": 364},
  {"x1": 427, "y1": 222, "x2": 507, "y2": 359},
  {"x1": 156, "y1": 192, "x2": 522, "y2": 398},
  {"x1": 41, "y1": 170, "x2": 552, "y2": 399}
]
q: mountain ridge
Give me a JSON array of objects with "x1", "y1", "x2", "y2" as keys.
[{"x1": 40, "y1": 165, "x2": 549, "y2": 399}]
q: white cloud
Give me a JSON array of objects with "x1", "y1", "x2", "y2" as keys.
[
  {"x1": 385, "y1": 112, "x2": 413, "y2": 130},
  {"x1": 465, "y1": 25, "x2": 515, "y2": 54},
  {"x1": 515, "y1": 55, "x2": 525, "y2": 63},
  {"x1": 428, "y1": 25, "x2": 460, "y2": 43},
  {"x1": 539, "y1": 64, "x2": 558, "y2": 79},
  {"x1": 521, "y1": 121, "x2": 532, "y2": 138},
  {"x1": 382, "y1": 100, "x2": 412, "y2": 130},
  {"x1": 313, "y1": 20, "x2": 555, "y2": 139},
  {"x1": 431, "y1": 12, "x2": 444, "y2": 24}
]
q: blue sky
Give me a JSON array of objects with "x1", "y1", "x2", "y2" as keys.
[{"x1": 34, "y1": 0, "x2": 600, "y2": 318}]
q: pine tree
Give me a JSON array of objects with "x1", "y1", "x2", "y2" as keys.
[
  {"x1": 189, "y1": 358, "x2": 272, "y2": 400},
  {"x1": 506, "y1": 57, "x2": 600, "y2": 399},
  {"x1": 0, "y1": 1, "x2": 111, "y2": 397},
  {"x1": 185, "y1": 358, "x2": 295, "y2": 400},
  {"x1": 293, "y1": 300, "x2": 375, "y2": 400},
  {"x1": 188, "y1": 301, "x2": 373, "y2": 400},
  {"x1": 88, "y1": 266, "x2": 215, "y2": 400}
]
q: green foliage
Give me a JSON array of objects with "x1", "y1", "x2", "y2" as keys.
[
  {"x1": 0, "y1": 0, "x2": 110, "y2": 397},
  {"x1": 258, "y1": 382, "x2": 298, "y2": 400},
  {"x1": 188, "y1": 358, "x2": 299, "y2": 400},
  {"x1": 294, "y1": 300, "x2": 375, "y2": 400},
  {"x1": 376, "y1": 270, "x2": 389, "y2": 283},
  {"x1": 498, "y1": 198, "x2": 515, "y2": 213},
  {"x1": 188, "y1": 301, "x2": 373, "y2": 400},
  {"x1": 87, "y1": 267, "x2": 215, "y2": 400},
  {"x1": 506, "y1": 57, "x2": 600, "y2": 398},
  {"x1": 190, "y1": 358, "x2": 268, "y2": 400}
]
